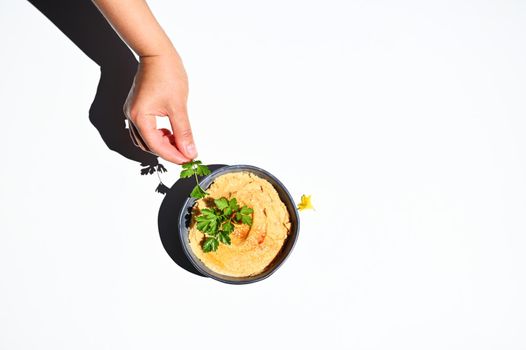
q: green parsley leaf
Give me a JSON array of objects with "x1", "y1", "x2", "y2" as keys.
[
  {"x1": 180, "y1": 168, "x2": 195, "y2": 178},
  {"x1": 195, "y1": 209, "x2": 219, "y2": 234},
  {"x1": 222, "y1": 221, "x2": 234, "y2": 234},
  {"x1": 190, "y1": 185, "x2": 208, "y2": 199},
  {"x1": 181, "y1": 161, "x2": 193, "y2": 169},
  {"x1": 229, "y1": 198, "x2": 238, "y2": 211},
  {"x1": 195, "y1": 164, "x2": 211, "y2": 176},
  {"x1": 240, "y1": 206, "x2": 253, "y2": 215},
  {"x1": 241, "y1": 215, "x2": 252, "y2": 226},
  {"x1": 223, "y1": 207, "x2": 233, "y2": 216},
  {"x1": 200, "y1": 208, "x2": 217, "y2": 217},
  {"x1": 214, "y1": 197, "x2": 229, "y2": 210},
  {"x1": 218, "y1": 231, "x2": 232, "y2": 245},
  {"x1": 202, "y1": 237, "x2": 219, "y2": 252},
  {"x1": 238, "y1": 205, "x2": 253, "y2": 226}
]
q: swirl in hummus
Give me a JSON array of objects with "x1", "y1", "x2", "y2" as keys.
[{"x1": 188, "y1": 171, "x2": 291, "y2": 277}]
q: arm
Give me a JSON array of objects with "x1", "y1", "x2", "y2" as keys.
[{"x1": 92, "y1": 0, "x2": 197, "y2": 164}]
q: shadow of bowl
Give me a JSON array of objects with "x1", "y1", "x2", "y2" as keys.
[{"x1": 157, "y1": 164, "x2": 227, "y2": 277}]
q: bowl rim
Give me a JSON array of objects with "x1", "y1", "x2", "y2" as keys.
[{"x1": 177, "y1": 164, "x2": 300, "y2": 284}]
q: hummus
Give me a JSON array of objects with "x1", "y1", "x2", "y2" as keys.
[{"x1": 188, "y1": 171, "x2": 291, "y2": 277}]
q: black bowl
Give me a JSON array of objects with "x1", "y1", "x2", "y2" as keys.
[{"x1": 178, "y1": 165, "x2": 300, "y2": 284}]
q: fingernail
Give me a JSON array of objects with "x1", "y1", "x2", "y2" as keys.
[{"x1": 186, "y1": 143, "x2": 197, "y2": 158}]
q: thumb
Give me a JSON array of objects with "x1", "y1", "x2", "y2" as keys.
[{"x1": 169, "y1": 107, "x2": 197, "y2": 159}]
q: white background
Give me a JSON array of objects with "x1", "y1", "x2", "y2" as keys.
[{"x1": 1, "y1": 0, "x2": 526, "y2": 349}]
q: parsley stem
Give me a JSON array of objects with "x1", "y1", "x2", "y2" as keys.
[{"x1": 193, "y1": 170, "x2": 200, "y2": 187}]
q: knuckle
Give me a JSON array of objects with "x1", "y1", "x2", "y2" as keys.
[
  {"x1": 179, "y1": 128, "x2": 193, "y2": 139},
  {"x1": 125, "y1": 103, "x2": 142, "y2": 121},
  {"x1": 169, "y1": 105, "x2": 188, "y2": 119},
  {"x1": 123, "y1": 100, "x2": 135, "y2": 117},
  {"x1": 129, "y1": 108, "x2": 140, "y2": 120}
]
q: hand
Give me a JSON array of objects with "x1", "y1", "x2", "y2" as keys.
[{"x1": 124, "y1": 51, "x2": 197, "y2": 164}]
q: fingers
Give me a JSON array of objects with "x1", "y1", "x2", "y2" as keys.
[
  {"x1": 133, "y1": 113, "x2": 191, "y2": 164},
  {"x1": 168, "y1": 107, "x2": 198, "y2": 159}
]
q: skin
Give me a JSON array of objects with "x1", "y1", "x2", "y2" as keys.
[{"x1": 92, "y1": 0, "x2": 196, "y2": 164}]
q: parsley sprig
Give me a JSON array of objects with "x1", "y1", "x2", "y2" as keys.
[
  {"x1": 180, "y1": 160, "x2": 211, "y2": 199},
  {"x1": 196, "y1": 197, "x2": 254, "y2": 252},
  {"x1": 181, "y1": 160, "x2": 254, "y2": 253}
]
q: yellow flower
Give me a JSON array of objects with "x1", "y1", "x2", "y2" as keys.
[{"x1": 297, "y1": 194, "x2": 314, "y2": 211}]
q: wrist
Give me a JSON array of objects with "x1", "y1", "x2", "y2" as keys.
[
  {"x1": 137, "y1": 49, "x2": 188, "y2": 81},
  {"x1": 139, "y1": 47, "x2": 184, "y2": 67},
  {"x1": 138, "y1": 40, "x2": 178, "y2": 60}
]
